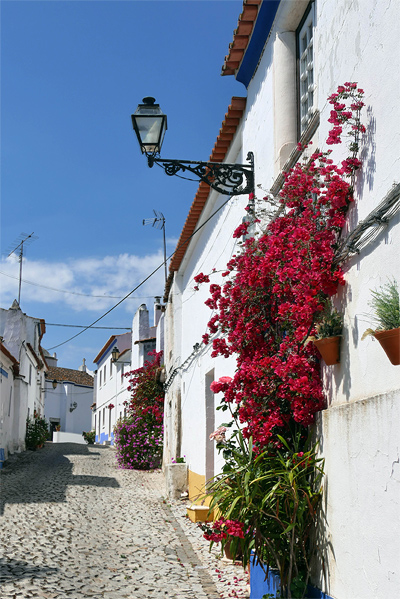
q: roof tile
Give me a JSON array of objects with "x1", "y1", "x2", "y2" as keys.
[
  {"x1": 222, "y1": 0, "x2": 262, "y2": 77},
  {"x1": 46, "y1": 366, "x2": 94, "y2": 387}
]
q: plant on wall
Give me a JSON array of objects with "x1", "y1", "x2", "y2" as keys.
[
  {"x1": 362, "y1": 279, "x2": 399, "y2": 334},
  {"x1": 197, "y1": 82, "x2": 364, "y2": 450},
  {"x1": 195, "y1": 83, "x2": 365, "y2": 598},
  {"x1": 114, "y1": 350, "x2": 164, "y2": 469},
  {"x1": 362, "y1": 279, "x2": 400, "y2": 365}
]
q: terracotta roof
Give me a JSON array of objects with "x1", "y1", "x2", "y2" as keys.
[
  {"x1": 46, "y1": 366, "x2": 94, "y2": 387},
  {"x1": 0, "y1": 342, "x2": 19, "y2": 366},
  {"x1": 222, "y1": 0, "x2": 262, "y2": 76},
  {"x1": 93, "y1": 332, "x2": 132, "y2": 364},
  {"x1": 168, "y1": 96, "x2": 246, "y2": 274}
]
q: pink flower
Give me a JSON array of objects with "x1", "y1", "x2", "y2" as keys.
[{"x1": 209, "y1": 427, "x2": 227, "y2": 442}]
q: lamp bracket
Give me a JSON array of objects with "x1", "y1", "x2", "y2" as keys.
[{"x1": 148, "y1": 152, "x2": 254, "y2": 196}]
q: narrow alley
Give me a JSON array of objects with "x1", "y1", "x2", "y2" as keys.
[{"x1": 0, "y1": 443, "x2": 248, "y2": 599}]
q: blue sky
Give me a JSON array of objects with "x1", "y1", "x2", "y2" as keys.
[{"x1": 1, "y1": 0, "x2": 244, "y2": 369}]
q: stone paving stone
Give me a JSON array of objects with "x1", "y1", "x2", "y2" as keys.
[{"x1": 0, "y1": 443, "x2": 249, "y2": 598}]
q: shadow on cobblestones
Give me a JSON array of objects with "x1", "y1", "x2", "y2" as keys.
[
  {"x1": 0, "y1": 557, "x2": 58, "y2": 583},
  {"x1": 0, "y1": 443, "x2": 120, "y2": 516}
]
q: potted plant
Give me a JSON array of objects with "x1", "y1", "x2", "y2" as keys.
[
  {"x1": 201, "y1": 426, "x2": 324, "y2": 598},
  {"x1": 310, "y1": 302, "x2": 343, "y2": 365},
  {"x1": 82, "y1": 430, "x2": 96, "y2": 444},
  {"x1": 362, "y1": 280, "x2": 400, "y2": 365}
]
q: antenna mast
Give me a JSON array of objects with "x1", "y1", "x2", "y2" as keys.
[
  {"x1": 143, "y1": 211, "x2": 167, "y2": 283},
  {"x1": 7, "y1": 232, "x2": 38, "y2": 305}
]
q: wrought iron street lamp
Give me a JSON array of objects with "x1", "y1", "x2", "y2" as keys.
[
  {"x1": 131, "y1": 97, "x2": 254, "y2": 197},
  {"x1": 111, "y1": 346, "x2": 120, "y2": 363}
]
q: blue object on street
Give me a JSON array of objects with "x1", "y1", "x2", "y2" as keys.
[
  {"x1": 250, "y1": 558, "x2": 280, "y2": 598},
  {"x1": 250, "y1": 558, "x2": 334, "y2": 599}
]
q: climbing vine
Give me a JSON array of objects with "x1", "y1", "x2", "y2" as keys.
[{"x1": 197, "y1": 83, "x2": 364, "y2": 450}]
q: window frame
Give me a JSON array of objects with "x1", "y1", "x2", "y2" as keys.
[{"x1": 296, "y1": 1, "x2": 315, "y2": 139}]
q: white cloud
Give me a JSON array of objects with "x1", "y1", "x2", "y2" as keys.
[{"x1": 0, "y1": 251, "x2": 166, "y2": 313}]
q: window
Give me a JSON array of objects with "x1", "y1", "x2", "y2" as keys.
[
  {"x1": 99, "y1": 370, "x2": 102, "y2": 387},
  {"x1": 297, "y1": 2, "x2": 315, "y2": 135},
  {"x1": 110, "y1": 360, "x2": 113, "y2": 377},
  {"x1": 104, "y1": 365, "x2": 107, "y2": 382}
]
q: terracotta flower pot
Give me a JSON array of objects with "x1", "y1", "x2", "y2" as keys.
[
  {"x1": 313, "y1": 336, "x2": 341, "y2": 365},
  {"x1": 224, "y1": 539, "x2": 243, "y2": 561},
  {"x1": 374, "y1": 328, "x2": 400, "y2": 365}
]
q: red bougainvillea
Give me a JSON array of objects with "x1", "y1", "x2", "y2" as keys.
[
  {"x1": 198, "y1": 84, "x2": 364, "y2": 450},
  {"x1": 124, "y1": 350, "x2": 164, "y2": 423}
]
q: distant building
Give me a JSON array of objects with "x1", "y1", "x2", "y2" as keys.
[
  {"x1": 92, "y1": 298, "x2": 164, "y2": 445},
  {"x1": 0, "y1": 300, "x2": 47, "y2": 459},
  {"x1": 93, "y1": 331, "x2": 132, "y2": 445},
  {"x1": 44, "y1": 354, "x2": 94, "y2": 439}
]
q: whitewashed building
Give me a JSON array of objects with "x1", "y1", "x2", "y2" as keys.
[
  {"x1": 0, "y1": 300, "x2": 47, "y2": 459},
  {"x1": 163, "y1": 1, "x2": 400, "y2": 597},
  {"x1": 92, "y1": 298, "x2": 164, "y2": 445},
  {"x1": 93, "y1": 331, "x2": 132, "y2": 445},
  {"x1": 44, "y1": 354, "x2": 94, "y2": 441}
]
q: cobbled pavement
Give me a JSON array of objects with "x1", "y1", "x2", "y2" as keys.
[{"x1": 0, "y1": 443, "x2": 249, "y2": 599}]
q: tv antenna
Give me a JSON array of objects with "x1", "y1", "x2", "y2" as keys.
[
  {"x1": 143, "y1": 210, "x2": 167, "y2": 283},
  {"x1": 6, "y1": 232, "x2": 38, "y2": 305}
]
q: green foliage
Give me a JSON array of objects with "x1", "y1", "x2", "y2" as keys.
[
  {"x1": 369, "y1": 279, "x2": 399, "y2": 331},
  {"x1": 25, "y1": 412, "x2": 49, "y2": 450},
  {"x1": 82, "y1": 430, "x2": 95, "y2": 444},
  {"x1": 206, "y1": 427, "x2": 324, "y2": 599},
  {"x1": 314, "y1": 302, "x2": 343, "y2": 339}
]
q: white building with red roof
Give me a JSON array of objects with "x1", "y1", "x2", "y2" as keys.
[{"x1": 162, "y1": 1, "x2": 399, "y2": 597}]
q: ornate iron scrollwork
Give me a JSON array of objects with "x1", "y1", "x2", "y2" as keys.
[{"x1": 148, "y1": 152, "x2": 254, "y2": 196}]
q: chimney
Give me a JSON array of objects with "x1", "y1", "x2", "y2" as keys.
[{"x1": 154, "y1": 297, "x2": 162, "y2": 327}]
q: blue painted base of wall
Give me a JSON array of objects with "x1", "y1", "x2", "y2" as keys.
[
  {"x1": 95, "y1": 432, "x2": 115, "y2": 445},
  {"x1": 250, "y1": 560, "x2": 333, "y2": 599}
]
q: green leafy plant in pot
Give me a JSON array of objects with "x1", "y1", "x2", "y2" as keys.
[
  {"x1": 309, "y1": 302, "x2": 343, "y2": 365},
  {"x1": 202, "y1": 423, "x2": 324, "y2": 599},
  {"x1": 362, "y1": 280, "x2": 400, "y2": 365}
]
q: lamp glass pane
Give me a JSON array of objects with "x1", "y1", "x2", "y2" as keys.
[{"x1": 135, "y1": 115, "x2": 164, "y2": 146}]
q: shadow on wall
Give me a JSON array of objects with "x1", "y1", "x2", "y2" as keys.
[
  {"x1": 359, "y1": 105, "x2": 376, "y2": 194},
  {"x1": 0, "y1": 443, "x2": 119, "y2": 516}
]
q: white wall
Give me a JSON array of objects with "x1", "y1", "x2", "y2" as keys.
[
  {"x1": 165, "y1": 0, "x2": 400, "y2": 595},
  {"x1": 94, "y1": 332, "x2": 132, "y2": 444},
  {"x1": 95, "y1": 353, "x2": 130, "y2": 444},
  {"x1": 166, "y1": 132, "x2": 249, "y2": 478},
  {"x1": 242, "y1": 1, "x2": 400, "y2": 596},
  {"x1": 0, "y1": 353, "x2": 16, "y2": 459},
  {"x1": 44, "y1": 380, "x2": 93, "y2": 436},
  {"x1": 0, "y1": 305, "x2": 47, "y2": 455}
]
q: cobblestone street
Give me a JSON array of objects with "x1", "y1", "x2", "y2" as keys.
[{"x1": 0, "y1": 443, "x2": 248, "y2": 599}]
